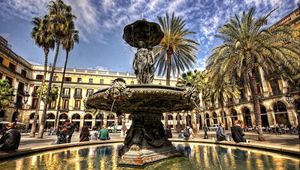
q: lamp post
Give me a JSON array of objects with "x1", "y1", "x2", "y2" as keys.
[{"x1": 7, "y1": 90, "x2": 30, "y2": 124}]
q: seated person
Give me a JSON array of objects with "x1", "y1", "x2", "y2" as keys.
[
  {"x1": 231, "y1": 120, "x2": 246, "y2": 143},
  {"x1": 216, "y1": 123, "x2": 226, "y2": 141},
  {"x1": 98, "y1": 126, "x2": 110, "y2": 140},
  {"x1": 0, "y1": 123, "x2": 21, "y2": 151}
]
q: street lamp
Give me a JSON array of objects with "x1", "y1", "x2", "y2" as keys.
[{"x1": 7, "y1": 90, "x2": 30, "y2": 123}]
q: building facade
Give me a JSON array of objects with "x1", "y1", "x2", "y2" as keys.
[{"x1": 0, "y1": 8, "x2": 299, "y2": 132}]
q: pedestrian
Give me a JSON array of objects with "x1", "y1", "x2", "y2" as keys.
[
  {"x1": 0, "y1": 122, "x2": 21, "y2": 151},
  {"x1": 80, "y1": 126, "x2": 90, "y2": 142},
  {"x1": 203, "y1": 125, "x2": 209, "y2": 139},
  {"x1": 64, "y1": 119, "x2": 75, "y2": 143},
  {"x1": 165, "y1": 125, "x2": 172, "y2": 138},
  {"x1": 216, "y1": 123, "x2": 226, "y2": 141},
  {"x1": 56, "y1": 125, "x2": 67, "y2": 144},
  {"x1": 98, "y1": 126, "x2": 110, "y2": 140},
  {"x1": 231, "y1": 120, "x2": 246, "y2": 143}
]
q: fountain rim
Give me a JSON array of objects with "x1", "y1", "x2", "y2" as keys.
[
  {"x1": 0, "y1": 139, "x2": 298, "y2": 162},
  {"x1": 92, "y1": 84, "x2": 185, "y2": 95}
]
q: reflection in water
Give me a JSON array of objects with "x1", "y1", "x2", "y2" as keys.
[{"x1": 0, "y1": 143, "x2": 299, "y2": 170}]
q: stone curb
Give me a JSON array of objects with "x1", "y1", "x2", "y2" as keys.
[
  {"x1": 0, "y1": 138, "x2": 299, "y2": 161},
  {"x1": 170, "y1": 138, "x2": 300, "y2": 156}
]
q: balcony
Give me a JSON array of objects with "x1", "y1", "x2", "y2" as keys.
[
  {"x1": 73, "y1": 106, "x2": 81, "y2": 110},
  {"x1": 74, "y1": 94, "x2": 82, "y2": 99},
  {"x1": 60, "y1": 107, "x2": 69, "y2": 112},
  {"x1": 61, "y1": 94, "x2": 70, "y2": 98}
]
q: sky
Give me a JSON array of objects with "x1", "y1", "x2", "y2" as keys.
[{"x1": 0, "y1": 0, "x2": 299, "y2": 74}]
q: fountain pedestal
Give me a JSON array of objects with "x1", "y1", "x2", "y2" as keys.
[{"x1": 119, "y1": 112, "x2": 180, "y2": 166}]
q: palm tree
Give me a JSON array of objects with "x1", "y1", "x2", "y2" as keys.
[
  {"x1": 55, "y1": 21, "x2": 79, "y2": 129},
  {"x1": 207, "y1": 8, "x2": 300, "y2": 140},
  {"x1": 38, "y1": 0, "x2": 75, "y2": 138},
  {"x1": 177, "y1": 70, "x2": 206, "y2": 132},
  {"x1": 206, "y1": 69, "x2": 240, "y2": 129},
  {"x1": 177, "y1": 70, "x2": 206, "y2": 92},
  {"x1": 30, "y1": 15, "x2": 55, "y2": 137},
  {"x1": 155, "y1": 13, "x2": 199, "y2": 85}
]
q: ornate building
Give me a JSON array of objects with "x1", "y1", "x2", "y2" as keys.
[
  {"x1": 0, "y1": 8, "x2": 299, "y2": 131},
  {"x1": 0, "y1": 35, "x2": 177, "y2": 130}
]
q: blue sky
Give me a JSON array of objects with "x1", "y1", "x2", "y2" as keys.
[{"x1": 0, "y1": 0, "x2": 298, "y2": 74}]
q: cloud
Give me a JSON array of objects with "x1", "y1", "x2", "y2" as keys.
[{"x1": 0, "y1": 0, "x2": 298, "y2": 70}]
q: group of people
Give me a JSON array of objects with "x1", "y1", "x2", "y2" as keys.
[
  {"x1": 216, "y1": 120, "x2": 247, "y2": 143},
  {"x1": 55, "y1": 120, "x2": 111, "y2": 144},
  {"x1": 55, "y1": 119, "x2": 76, "y2": 144},
  {"x1": 79, "y1": 126, "x2": 111, "y2": 142}
]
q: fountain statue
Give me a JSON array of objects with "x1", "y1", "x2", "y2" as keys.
[{"x1": 86, "y1": 19, "x2": 199, "y2": 166}]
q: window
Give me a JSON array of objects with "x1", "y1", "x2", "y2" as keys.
[
  {"x1": 87, "y1": 89, "x2": 94, "y2": 96},
  {"x1": 52, "y1": 76, "x2": 58, "y2": 81},
  {"x1": 31, "y1": 98, "x2": 38, "y2": 109},
  {"x1": 49, "y1": 101, "x2": 56, "y2": 109},
  {"x1": 63, "y1": 88, "x2": 70, "y2": 96},
  {"x1": 62, "y1": 100, "x2": 69, "y2": 109},
  {"x1": 270, "y1": 79, "x2": 281, "y2": 96},
  {"x1": 36, "y1": 75, "x2": 44, "y2": 80},
  {"x1": 74, "y1": 100, "x2": 81, "y2": 109},
  {"x1": 6, "y1": 77, "x2": 13, "y2": 86},
  {"x1": 17, "y1": 82, "x2": 25, "y2": 95},
  {"x1": 8, "y1": 63, "x2": 16, "y2": 72},
  {"x1": 64, "y1": 77, "x2": 72, "y2": 82},
  {"x1": 89, "y1": 78, "x2": 93, "y2": 84},
  {"x1": 77, "y1": 78, "x2": 82, "y2": 83},
  {"x1": 75, "y1": 88, "x2": 82, "y2": 96},
  {"x1": 0, "y1": 56, "x2": 3, "y2": 64},
  {"x1": 21, "y1": 70, "x2": 27, "y2": 77},
  {"x1": 100, "y1": 79, "x2": 104, "y2": 84},
  {"x1": 131, "y1": 81, "x2": 134, "y2": 84}
]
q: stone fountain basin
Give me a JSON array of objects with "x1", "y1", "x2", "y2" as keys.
[{"x1": 86, "y1": 84, "x2": 195, "y2": 113}]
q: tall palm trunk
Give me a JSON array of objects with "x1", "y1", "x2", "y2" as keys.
[
  {"x1": 166, "y1": 52, "x2": 172, "y2": 86},
  {"x1": 38, "y1": 41, "x2": 60, "y2": 138},
  {"x1": 219, "y1": 94, "x2": 227, "y2": 129},
  {"x1": 248, "y1": 69, "x2": 265, "y2": 141},
  {"x1": 54, "y1": 50, "x2": 69, "y2": 129},
  {"x1": 30, "y1": 48, "x2": 49, "y2": 137}
]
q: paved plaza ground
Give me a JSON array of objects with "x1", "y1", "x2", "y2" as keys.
[{"x1": 15, "y1": 131, "x2": 299, "y2": 152}]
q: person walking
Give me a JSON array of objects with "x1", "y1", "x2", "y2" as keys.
[
  {"x1": 0, "y1": 122, "x2": 21, "y2": 151},
  {"x1": 64, "y1": 119, "x2": 75, "y2": 143},
  {"x1": 98, "y1": 126, "x2": 110, "y2": 140},
  {"x1": 80, "y1": 126, "x2": 90, "y2": 142},
  {"x1": 56, "y1": 125, "x2": 67, "y2": 144},
  {"x1": 231, "y1": 120, "x2": 246, "y2": 143},
  {"x1": 216, "y1": 123, "x2": 226, "y2": 141}
]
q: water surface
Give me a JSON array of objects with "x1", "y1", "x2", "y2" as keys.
[{"x1": 0, "y1": 142, "x2": 299, "y2": 170}]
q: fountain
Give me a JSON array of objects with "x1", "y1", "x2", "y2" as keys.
[{"x1": 85, "y1": 20, "x2": 199, "y2": 166}]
